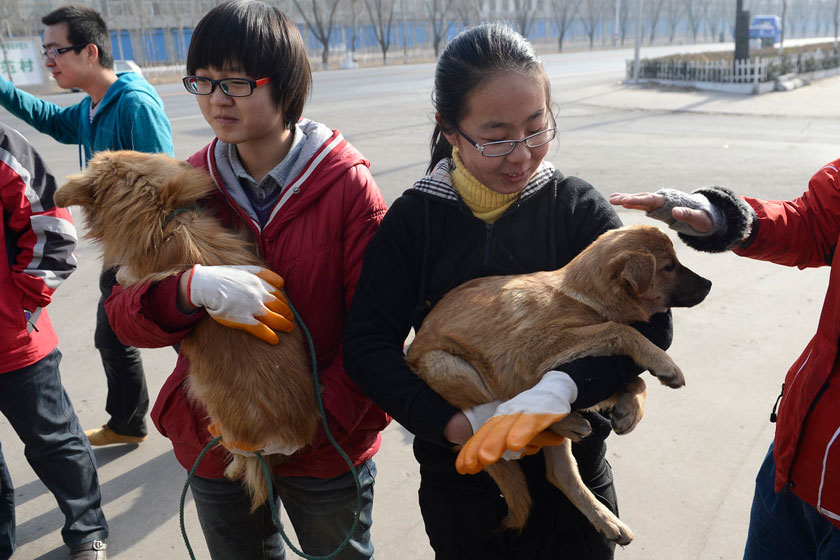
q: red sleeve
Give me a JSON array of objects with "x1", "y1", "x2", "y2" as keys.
[
  {"x1": 105, "y1": 272, "x2": 205, "y2": 348},
  {"x1": 1, "y1": 127, "x2": 77, "y2": 311},
  {"x1": 735, "y1": 161, "x2": 840, "y2": 269},
  {"x1": 319, "y1": 163, "x2": 388, "y2": 432}
]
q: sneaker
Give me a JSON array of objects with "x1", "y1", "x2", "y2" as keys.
[
  {"x1": 84, "y1": 425, "x2": 147, "y2": 446},
  {"x1": 69, "y1": 539, "x2": 107, "y2": 559}
]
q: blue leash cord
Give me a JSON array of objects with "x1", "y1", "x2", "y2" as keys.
[{"x1": 180, "y1": 299, "x2": 362, "y2": 559}]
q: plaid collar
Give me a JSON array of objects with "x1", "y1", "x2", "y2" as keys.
[{"x1": 412, "y1": 158, "x2": 556, "y2": 202}]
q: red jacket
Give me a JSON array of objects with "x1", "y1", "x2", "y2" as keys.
[
  {"x1": 735, "y1": 158, "x2": 840, "y2": 528},
  {"x1": 106, "y1": 121, "x2": 390, "y2": 478},
  {"x1": 0, "y1": 123, "x2": 77, "y2": 374}
]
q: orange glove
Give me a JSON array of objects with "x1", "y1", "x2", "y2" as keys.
[
  {"x1": 455, "y1": 370, "x2": 577, "y2": 474},
  {"x1": 187, "y1": 264, "x2": 294, "y2": 344}
]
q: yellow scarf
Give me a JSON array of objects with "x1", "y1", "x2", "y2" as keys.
[{"x1": 451, "y1": 147, "x2": 519, "y2": 224}]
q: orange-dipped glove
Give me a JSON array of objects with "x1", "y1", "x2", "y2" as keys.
[
  {"x1": 187, "y1": 264, "x2": 294, "y2": 345},
  {"x1": 455, "y1": 370, "x2": 577, "y2": 475}
]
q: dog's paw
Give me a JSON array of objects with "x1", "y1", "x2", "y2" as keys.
[
  {"x1": 610, "y1": 405, "x2": 642, "y2": 435},
  {"x1": 600, "y1": 518, "x2": 634, "y2": 546},
  {"x1": 651, "y1": 361, "x2": 685, "y2": 389},
  {"x1": 549, "y1": 412, "x2": 592, "y2": 441}
]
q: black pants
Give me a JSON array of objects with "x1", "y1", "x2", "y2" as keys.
[
  {"x1": 94, "y1": 267, "x2": 148, "y2": 437},
  {"x1": 415, "y1": 429, "x2": 617, "y2": 560}
]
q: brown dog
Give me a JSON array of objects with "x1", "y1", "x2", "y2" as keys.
[
  {"x1": 405, "y1": 224, "x2": 711, "y2": 545},
  {"x1": 54, "y1": 150, "x2": 320, "y2": 509}
]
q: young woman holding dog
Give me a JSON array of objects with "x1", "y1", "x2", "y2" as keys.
[
  {"x1": 104, "y1": 2, "x2": 389, "y2": 558},
  {"x1": 343, "y1": 23, "x2": 674, "y2": 559}
]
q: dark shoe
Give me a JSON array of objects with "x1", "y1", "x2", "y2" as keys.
[
  {"x1": 69, "y1": 540, "x2": 107, "y2": 559},
  {"x1": 84, "y1": 425, "x2": 147, "y2": 446}
]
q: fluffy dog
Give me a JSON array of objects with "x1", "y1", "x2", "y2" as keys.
[
  {"x1": 54, "y1": 150, "x2": 320, "y2": 509},
  {"x1": 405, "y1": 224, "x2": 712, "y2": 545}
]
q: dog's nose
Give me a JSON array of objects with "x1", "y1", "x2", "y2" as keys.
[{"x1": 670, "y1": 267, "x2": 712, "y2": 308}]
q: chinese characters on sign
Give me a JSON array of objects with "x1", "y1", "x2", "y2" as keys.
[{"x1": 1, "y1": 38, "x2": 44, "y2": 87}]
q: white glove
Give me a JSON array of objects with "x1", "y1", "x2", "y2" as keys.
[
  {"x1": 456, "y1": 371, "x2": 577, "y2": 474},
  {"x1": 187, "y1": 264, "x2": 294, "y2": 344},
  {"x1": 464, "y1": 401, "x2": 531, "y2": 462}
]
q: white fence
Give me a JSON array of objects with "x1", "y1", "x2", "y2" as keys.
[{"x1": 626, "y1": 45, "x2": 840, "y2": 86}]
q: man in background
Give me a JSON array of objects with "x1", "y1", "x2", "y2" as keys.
[{"x1": 0, "y1": 4, "x2": 174, "y2": 448}]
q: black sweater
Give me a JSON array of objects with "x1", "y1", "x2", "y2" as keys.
[{"x1": 344, "y1": 169, "x2": 672, "y2": 448}]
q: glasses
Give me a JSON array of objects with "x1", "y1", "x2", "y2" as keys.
[
  {"x1": 182, "y1": 76, "x2": 271, "y2": 98},
  {"x1": 456, "y1": 126, "x2": 556, "y2": 157},
  {"x1": 41, "y1": 44, "x2": 86, "y2": 60}
]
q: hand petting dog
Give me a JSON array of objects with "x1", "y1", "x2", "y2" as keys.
[{"x1": 609, "y1": 190, "x2": 716, "y2": 235}]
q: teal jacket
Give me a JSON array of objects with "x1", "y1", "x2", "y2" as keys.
[{"x1": 0, "y1": 72, "x2": 173, "y2": 167}]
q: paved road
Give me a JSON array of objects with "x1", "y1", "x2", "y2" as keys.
[{"x1": 2, "y1": 42, "x2": 840, "y2": 559}]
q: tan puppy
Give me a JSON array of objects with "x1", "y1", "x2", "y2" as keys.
[
  {"x1": 406, "y1": 224, "x2": 711, "y2": 545},
  {"x1": 54, "y1": 150, "x2": 320, "y2": 509}
]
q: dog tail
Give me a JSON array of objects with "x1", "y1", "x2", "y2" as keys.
[
  {"x1": 484, "y1": 460, "x2": 531, "y2": 531},
  {"x1": 242, "y1": 454, "x2": 284, "y2": 512}
]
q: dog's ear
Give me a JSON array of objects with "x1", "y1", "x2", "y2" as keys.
[
  {"x1": 160, "y1": 165, "x2": 215, "y2": 208},
  {"x1": 54, "y1": 174, "x2": 94, "y2": 209},
  {"x1": 619, "y1": 252, "x2": 656, "y2": 296}
]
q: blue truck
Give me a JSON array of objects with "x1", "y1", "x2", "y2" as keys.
[{"x1": 750, "y1": 15, "x2": 782, "y2": 47}]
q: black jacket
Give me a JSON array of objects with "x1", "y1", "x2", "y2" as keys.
[{"x1": 344, "y1": 166, "x2": 672, "y2": 449}]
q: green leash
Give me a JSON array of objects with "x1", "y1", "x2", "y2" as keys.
[{"x1": 179, "y1": 299, "x2": 362, "y2": 559}]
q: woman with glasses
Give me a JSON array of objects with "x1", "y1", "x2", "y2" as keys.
[
  {"x1": 104, "y1": 1, "x2": 389, "y2": 558},
  {"x1": 344, "y1": 23, "x2": 673, "y2": 559}
]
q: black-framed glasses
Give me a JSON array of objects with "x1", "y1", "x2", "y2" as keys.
[
  {"x1": 182, "y1": 76, "x2": 271, "y2": 98},
  {"x1": 456, "y1": 126, "x2": 556, "y2": 157},
  {"x1": 41, "y1": 44, "x2": 86, "y2": 60}
]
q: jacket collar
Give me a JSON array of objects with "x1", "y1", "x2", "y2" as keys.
[
  {"x1": 189, "y1": 119, "x2": 365, "y2": 231},
  {"x1": 412, "y1": 157, "x2": 556, "y2": 203}
]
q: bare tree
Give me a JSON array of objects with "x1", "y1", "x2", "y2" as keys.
[
  {"x1": 294, "y1": 0, "x2": 344, "y2": 70},
  {"x1": 646, "y1": 0, "x2": 666, "y2": 44},
  {"x1": 364, "y1": 0, "x2": 396, "y2": 64},
  {"x1": 0, "y1": 0, "x2": 24, "y2": 82},
  {"x1": 512, "y1": 0, "x2": 542, "y2": 36},
  {"x1": 549, "y1": 0, "x2": 580, "y2": 51},
  {"x1": 664, "y1": 0, "x2": 681, "y2": 43},
  {"x1": 834, "y1": 0, "x2": 839, "y2": 51},
  {"x1": 683, "y1": 0, "x2": 701, "y2": 41},
  {"x1": 781, "y1": 0, "x2": 788, "y2": 48},
  {"x1": 618, "y1": 0, "x2": 630, "y2": 45},
  {"x1": 426, "y1": 0, "x2": 454, "y2": 57},
  {"x1": 452, "y1": 0, "x2": 481, "y2": 28},
  {"x1": 702, "y1": 0, "x2": 729, "y2": 43},
  {"x1": 580, "y1": 0, "x2": 603, "y2": 49},
  {"x1": 342, "y1": 0, "x2": 363, "y2": 63}
]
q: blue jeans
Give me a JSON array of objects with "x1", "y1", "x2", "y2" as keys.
[
  {"x1": 190, "y1": 459, "x2": 376, "y2": 560},
  {"x1": 0, "y1": 350, "x2": 108, "y2": 555},
  {"x1": 744, "y1": 443, "x2": 840, "y2": 560}
]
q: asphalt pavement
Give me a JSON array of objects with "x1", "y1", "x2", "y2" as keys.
[{"x1": 2, "y1": 69, "x2": 840, "y2": 559}]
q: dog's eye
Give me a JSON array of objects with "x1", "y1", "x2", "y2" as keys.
[{"x1": 661, "y1": 261, "x2": 676, "y2": 272}]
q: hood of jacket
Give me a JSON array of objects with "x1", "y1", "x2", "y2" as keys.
[{"x1": 188, "y1": 118, "x2": 370, "y2": 234}]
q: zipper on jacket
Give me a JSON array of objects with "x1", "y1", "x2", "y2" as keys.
[
  {"x1": 782, "y1": 375, "x2": 833, "y2": 491},
  {"x1": 483, "y1": 223, "x2": 493, "y2": 267},
  {"x1": 770, "y1": 383, "x2": 784, "y2": 422}
]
